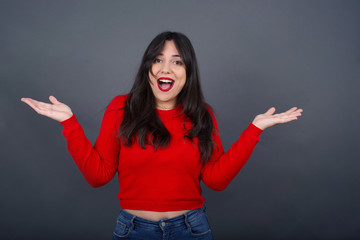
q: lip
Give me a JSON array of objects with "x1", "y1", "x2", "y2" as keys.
[{"x1": 157, "y1": 77, "x2": 175, "y2": 92}]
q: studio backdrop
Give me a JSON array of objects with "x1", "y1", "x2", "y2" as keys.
[{"x1": 1, "y1": 0, "x2": 359, "y2": 239}]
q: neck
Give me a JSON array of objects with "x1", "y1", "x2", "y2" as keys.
[
  {"x1": 156, "y1": 104, "x2": 175, "y2": 110},
  {"x1": 156, "y1": 100, "x2": 176, "y2": 110}
]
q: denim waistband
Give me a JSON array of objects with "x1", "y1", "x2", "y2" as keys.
[{"x1": 119, "y1": 205, "x2": 206, "y2": 228}]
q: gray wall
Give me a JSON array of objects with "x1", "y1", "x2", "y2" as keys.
[{"x1": 1, "y1": 0, "x2": 359, "y2": 239}]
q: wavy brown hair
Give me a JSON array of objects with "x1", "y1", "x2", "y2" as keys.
[{"x1": 118, "y1": 31, "x2": 215, "y2": 162}]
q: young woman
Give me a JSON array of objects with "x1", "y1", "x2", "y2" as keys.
[{"x1": 21, "y1": 32, "x2": 303, "y2": 240}]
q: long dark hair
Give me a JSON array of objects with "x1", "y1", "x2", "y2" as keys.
[{"x1": 118, "y1": 31, "x2": 215, "y2": 162}]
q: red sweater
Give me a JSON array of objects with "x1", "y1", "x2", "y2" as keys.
[{"x1": 60, "y1": 95, "x2": 263, "y2": 211}]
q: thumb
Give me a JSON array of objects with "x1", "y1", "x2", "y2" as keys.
[
  {"x1": 264, "y1": 107, "x2": 276, "y2": 115},
  {"x1": 49, "y1": 95, "x2": 60, "y2": 104}
]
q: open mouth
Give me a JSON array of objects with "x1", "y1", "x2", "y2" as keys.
[{"x1": 157, "y1": 77, "x2": 175, "y2": 92}]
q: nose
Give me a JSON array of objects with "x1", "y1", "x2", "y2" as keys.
[{"x1": 160, "y1": 61, "x2": 171, "y2": 74}]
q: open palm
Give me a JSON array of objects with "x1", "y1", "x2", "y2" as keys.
[
  {"x1": 21, "y1": 96, "x2": 73, "y2": 122},
  {"x1": 252, "y1": 107, "x2": 303, "y2": 130}
]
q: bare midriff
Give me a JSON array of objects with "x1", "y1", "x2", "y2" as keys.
[{"x1": 123, "y1": 209, "x2": 190, "y2": 221}]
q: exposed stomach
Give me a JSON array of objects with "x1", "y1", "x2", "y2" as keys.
[{"x1": 123, "y1": 209, "x2": 190, "y2": 221}]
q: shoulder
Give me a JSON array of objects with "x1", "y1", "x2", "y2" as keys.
[
  {"x1": 106, "y1": 94, "x2": 128, "y2": 111},
  {"x1": 205, "y1": 103, "x2": 216, "y2": 119}
]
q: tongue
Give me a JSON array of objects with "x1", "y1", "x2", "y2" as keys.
[{"x1": 160, "y1": 82, "x2": 172, "y2": 90}]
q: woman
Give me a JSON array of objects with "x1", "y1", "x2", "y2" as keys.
[{"x1": 21, "y1": 31, "x2": 303, "y2": 240}]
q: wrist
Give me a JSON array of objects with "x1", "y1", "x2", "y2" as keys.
[
  {"x1": 59, "y1": 112, "x2": 73, "y2": 122},
  {"x1": 252, "y1": 120, "x2": 265, "y2": 130}
]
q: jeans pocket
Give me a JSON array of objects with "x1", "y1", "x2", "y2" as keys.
[
  {"x1": 112, "y1": 214, "x2": 134, "y2": 239},
  {"x1": 186, "y1": 210, "x2": 212, "y2": 237}
]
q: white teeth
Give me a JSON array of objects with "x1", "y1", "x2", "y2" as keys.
[{"x1": 159, "y1": 79, "x2": 173, "y2": 83}]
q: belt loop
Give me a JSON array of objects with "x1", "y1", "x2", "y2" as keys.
[
  {"x1": 129, "y1": 215, "x2": 136, "y2": 231},
  {"x1": 184, "y1": 211, "x2": 191, "y2": 230}
]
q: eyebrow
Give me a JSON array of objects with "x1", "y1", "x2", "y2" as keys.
[{"x1": 158, "y1": 53, "x2": 182, "y2": 58}]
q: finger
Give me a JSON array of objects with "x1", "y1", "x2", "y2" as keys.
[
  {"x1": 287, "y1": 109, "x2": 303, "y2": 118},
  {"x1": 275, "y1": 116, "x2": 298, "y2": 124},
  {"x1": 289, "y1": 108, "x2": 303, "y2": 114},
  {"x1": 279, "y1": 107, "x2": 302, "y2": 117},
  {"x1": 21, "y1": 97, "x2": 35, "y2": 104},
  {"x1": 294, "y1": 111, "x2": 303, "y2": 117},
  {"x1": 279, "y1": 112, "x2": 300, "y2": 119},
  {"x1": 283, "y1": 116, "x2": 298, "y2": 123},
  {"x1": 264, "y1": 107, "x2": 276, "y2": 116},
  {"x1": 21, "y1": 98, "x2": 40, "y2": 110},
  {"x1": 49, "y1": 95, "x2": 60, "y2": 104},
  {"x1": 285, "y1": 107, "x2": 298, "y2": 113},
  {"x1": 24, "y1": 98, "x2": 53, "y2": 109},
  {"x1": 22, "y1": 97, "x2": 42, "y2": 105},
  {"x1": 279, "y1": 107, "x2": 297, "y2": 116},
  {"x1": 21, "y1": 98, "x2": 51, "y2": 115},
  {"x1": 23, "y1": 99, "x2": 43, "y2": 114}
]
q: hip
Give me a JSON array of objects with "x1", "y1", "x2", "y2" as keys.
[{"x1": 112, "y1": 205, "x2": 213, "y2": 240}]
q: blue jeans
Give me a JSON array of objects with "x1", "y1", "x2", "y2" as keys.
[{"x1": 112, "y1": 206, "x2": 213, "y2": 240}]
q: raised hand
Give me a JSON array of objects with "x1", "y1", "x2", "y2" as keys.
[
  {"x1": 21, "y1": 96, "x2": 73, "y2": 122},
  {"x1": 252, "y1": 107, "x2": 303, "y2": 130}
]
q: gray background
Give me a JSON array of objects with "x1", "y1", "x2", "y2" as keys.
[{"x1": 1, "y1": 0, "x2": 359, "y2": 239}]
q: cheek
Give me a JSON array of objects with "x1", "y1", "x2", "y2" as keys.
[
  {"x1": 177, "y1": 78, "x2": 186, "y2": 92},
  {"x1": 180, "y1": 71, "x2": 186, "y2": 88},
  {"x1": 151, "y1": 65, "x2": 160, "y2": 76},
  {"x1": 181, "y1": 80, "x2": 186, "y2": 90},
  {"x1": 149, "y1": 76, "x2": 156, "y2": 86}
]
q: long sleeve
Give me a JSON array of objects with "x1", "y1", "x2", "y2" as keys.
[
  {"x1": 201, "y1": 109, "x2": 263, "y2": 191},
  {"x1": 60, "y1": 95, "x2": 125, "y2": 187}
]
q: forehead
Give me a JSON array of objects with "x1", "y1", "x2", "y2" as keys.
[{"x1": 159, "y1": 40, "x2": 180, "y2": 56}]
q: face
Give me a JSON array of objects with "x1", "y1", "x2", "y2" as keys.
[{"x1": 149, "y1": 40, "x2": 186, "y2": 110}]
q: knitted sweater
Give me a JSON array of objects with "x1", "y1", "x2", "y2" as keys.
[{"x1": 60, "y1": 95, "x2": 263, "y2": 211}]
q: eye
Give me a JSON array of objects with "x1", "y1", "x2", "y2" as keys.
[
  {"x1": 172, "y1": 60, "x2": 183, "y2": 66},
  {"x1": 153, "y1": 58, "x2": 162, "y2": 63}
]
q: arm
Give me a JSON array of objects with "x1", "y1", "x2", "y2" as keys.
[
  {"x1": 201, "y1": 106, "x2": 303, "y2": 191},
  {"x1": 60, "y1": 96, "x2": 125, "y2": 187},
  {"x1": 21, "y1": 95, "x2": 125, "y2": 187},
  {"x1": 200, "y1": 110, "x2": 262, "y2": 191}
]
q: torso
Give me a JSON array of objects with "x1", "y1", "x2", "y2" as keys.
[{"x1": 123, "y1": 209, "x2": 190, "y2": 221}]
